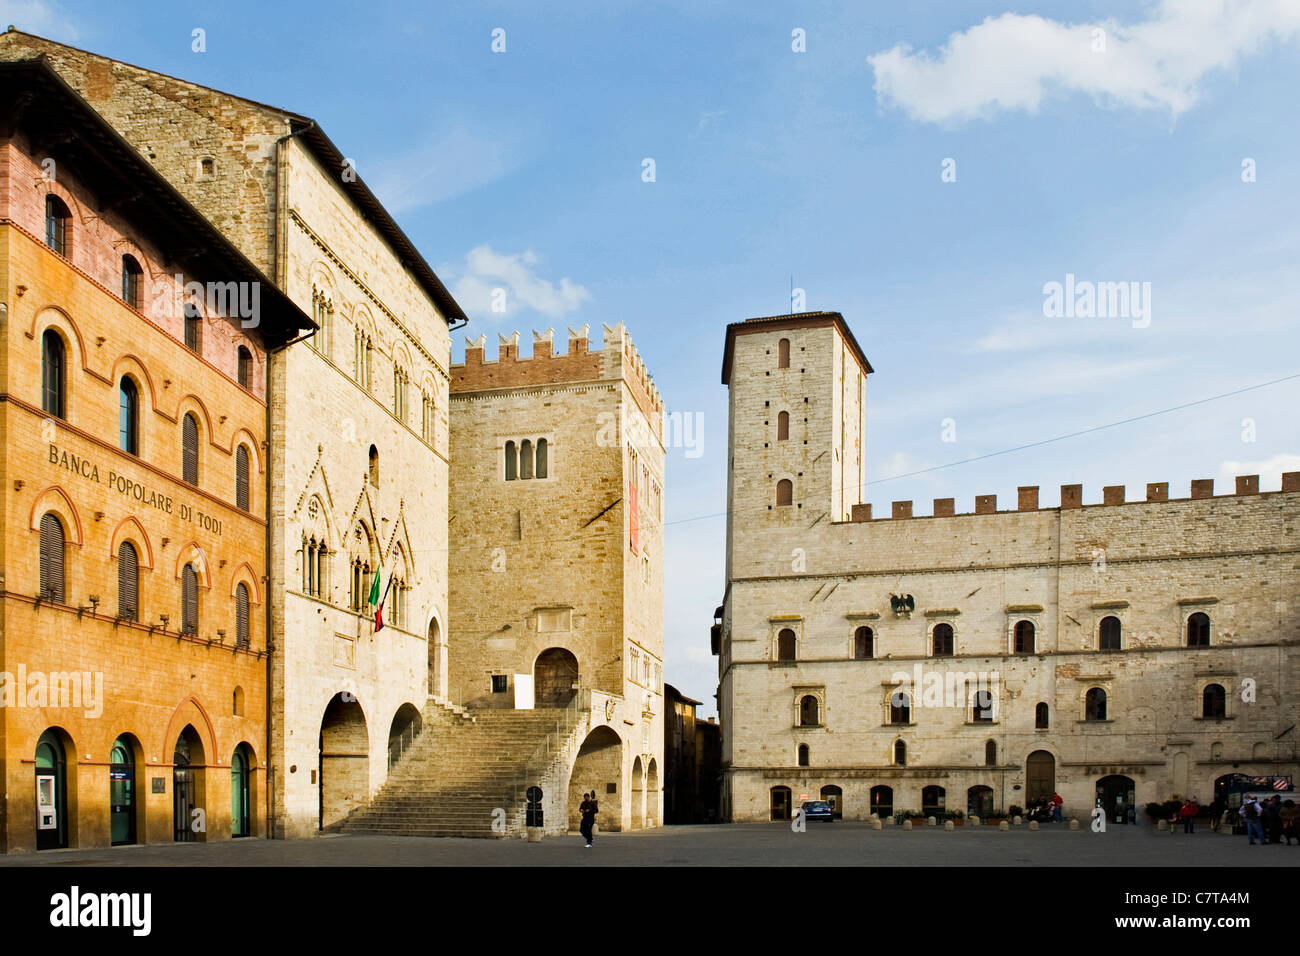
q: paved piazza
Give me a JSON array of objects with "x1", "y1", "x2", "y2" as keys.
[{"x1": 0, "y1": 823, "x2": 1294, "y2": 867}]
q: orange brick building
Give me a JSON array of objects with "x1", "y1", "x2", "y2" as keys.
[{"x1": 0, "y1": 60, "x2": 312, "y2": 851}]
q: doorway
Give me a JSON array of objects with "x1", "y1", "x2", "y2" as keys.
[
  {"x1": 173, "y1": 725, "x2": 205, "y2": 842},
  {"x1": 35, "y1": 729, "x2": 68, "y2": 850},
  {"x1": 110, "y1": 737, "x2": 136, "y2": 846},
  {"x1": 770, "y1": 785, "x2": 792, "y2": 821},
  {"x1": 1096, "y1": 774, "x2": 1136, "y2": 824},
  {"x1": 1025, "y1": 750, "x2": 1055, "y2": 803},
  {"x1": 534, "y1": 648, "x2": 578, "y2": 707}
]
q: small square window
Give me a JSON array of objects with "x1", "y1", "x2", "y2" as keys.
[{"x1": 491, "y1": 675, "x2": 508, "y2": 693}]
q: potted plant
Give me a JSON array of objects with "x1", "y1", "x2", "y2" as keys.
[{"x1": 945, "y1": 809, "x2": 965, "y2": 826}]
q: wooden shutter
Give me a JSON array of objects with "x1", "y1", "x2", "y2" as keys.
[
  {"x1": 117, "y1": 541, "x2": 138, "y2": 620},
  {"x1": 39, "y1": 513, "x2": 64, "y2": 603},
  {"x1": 182, "y1": 415, "x2": 198, "y2": 485},
  {"x1": 182, "y1": 565, "x2": 198, "y2": 634},
  {"x1": 42, "y1": 331, "x2": 64, "y2": 418},
  {"x1": 235, "y1": 446, "x2": 250, "y2": 511},
  {"x1": 236, "y1": 584, "x2": 249, "y2": 647}
]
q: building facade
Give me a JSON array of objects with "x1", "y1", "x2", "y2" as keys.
[
  {"x1": 0, "y1": 29, "x2": 468, "y2": 839},
  {"x1": 448, "y1": 324, "x2": 667, "y2": 830},
  {"x1": 717, "y1": 311, "x2": 1300, "y2": 824},
  {"x1": 0, "y1": 60, "x2": 311, "y2": 851}
]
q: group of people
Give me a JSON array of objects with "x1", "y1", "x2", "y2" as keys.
[
  {"x1": 1025, "y1": 793, "x2": 1065, "y2": 823},
  {"x1": 1177, "y1": 794, "x2": 1300, "y2": 843}
]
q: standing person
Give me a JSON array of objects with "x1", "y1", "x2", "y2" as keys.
[
  {"x1": 1051, "y1": 792, "x2": 1063, "y2": 824},
  {"x1": 1242, "y1": 797, "x2": 1264, "y2": 845},
  {"x1": 1265, "y1": 795, "x2": 1284, "y2": 846},
  {"x1": 580, "y1": 791, "x2": 599, "y2": 848},
  {"x1": 1179, "y1": 797, "x2": 1198, "y2": 834},
  {"x1": 1280, "y1": 799, "x2": 1299, "y2": 846},
  {"x1": 1208, "y1": 797, "x2": 1224, "y2": 832}
]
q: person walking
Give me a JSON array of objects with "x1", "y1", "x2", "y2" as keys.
[
  {"x1": 1242, "y1": 797, "x2": 1265, "y2": 845},
  {"x1": 1179, "y1": 797, "x2": 1198, "y2": 834},
  {"x1": 579, "y1": 790, "x2": 599, "y2": 848},
  {"x1": 1265, "y1": 795, "x2": 1284, "y2": 846},
  {"x1": 1208, "y1": 797, "x2": 1224, "y2": 832}
]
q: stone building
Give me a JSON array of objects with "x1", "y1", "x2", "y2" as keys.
[
  {"x1": 716, "y1": 311, "x2": 1300, "y2": 824},
  {"x1": 444, "y1": 324, "x2": 667, "y2": 832},
  {"x1": 0, "y1": 29, "x2": 467, "y2": 839},
  {"x1": 0, "y1": 59, "x2": 312, "y2": 850}
]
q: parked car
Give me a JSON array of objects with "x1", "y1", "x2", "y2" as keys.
[{"x1": 801, "y1": 800, "x2": 834, "y2": 822}]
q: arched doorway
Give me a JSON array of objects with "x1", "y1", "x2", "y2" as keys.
[
  {"x1": 646, "y1": 758, "x2": 659, "y2": 828},
  {"x1": 35, "y1": 729, "x2": 69, "y2": 850},
  {"x1": 820, "y1": 784, "x2": 843, "y2": 818},
  {"x1": 1096, "y1": 774, "x2": 1136, "y2": 825},
  {"x1": 388, "y1": 703, "x2": 423, "y2": 771},
  {"x1": 770, "y1": 785, "x2": 792, "y2": 821},
  {"x1": 922, "y1": 785, "x2": 946, "y2": 819},
  {"x1": 427, "y1": 618, "x2": 441, "y2": 698},
  {"x1": 319, "y1": 692, "x2": 369, "y2": 830},
  {"x1": 173, "y1": 725, "x2": 206, "y2": 842},
  {"x1": 1025, "y1": 750, "x2": 1055, "y2": 803},
  {"x1": 110, "y1": 736, "x2": 138, "y2": 846},
  {"x1": 967, "y1": 785, "x2": 994, "y2": 819},
  {"x1": 568, "y1": 726, "x2": 623, "y2": 832},
  {"x1": 631, "y1": 756, "x2": 645, "y2": 830},
  {"x1": 870, "y1": 785, "x2": 893, "y2": 819},
  {"x1": 534, "y1": 648, "x2": 579, "y2": 707},
  {"x1": 231, "y1": 743, "x2": 253, "y2": 838}
]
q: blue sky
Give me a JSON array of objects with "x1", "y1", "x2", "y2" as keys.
[{"x1": 19, "y1": 0, "x2": 1300, "y2": 714}]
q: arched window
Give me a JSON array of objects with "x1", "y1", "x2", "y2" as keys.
[
  {"x1": 368, "y1": 445, "x2": 379, "y2": 486},
  {"x1": 504, "y1": 440, "x2": 517, "y2": 480},
  {"x1": 1202, "y1": 683, "x2": 1226, "y2": 718},
  {"x1": 303, "y1": 535, "x2": 326, "y2": 598},
  {"x1": 45, "y1": 195, "x2": 70, "y2": 256},
  {"x1": 1014, "y1": 620, "x2": 1035, "y2": 654},
  {"x1": 520, "y1": 439, "x2": 534, "y2": 479},
  {"x1": 182, "y1": 414, "x2": 199, "y2": 486},
  {"x1": 1085, "y1": 687, "x2": 1107, "y2": 721},
  {"x1": 1035, "y1": 702, "x2": 1049, "y2": 729},
  {"x1": 41, "y1": 329, "x2": 65, "y2": 419},
  {"x1": 776, "y1": 479, "x2": 793, "y2": 507},
  {"x1": 890, "y1": 691, "x2": 910, "y2": 724},
  {"x1": 233, "y1": 685, "x2": 244, "y2": 717},
  {"x1": 39, "y1": 512, "x2": 65, "y2": 603},
  {"x1": 776, "y1": 628, "x2": 796, "y2": 661},
  {"x1": 121, "y1": 255, "x2": 142, "y2": 309},
  {"x1": 972, "y1": 689, "x2": 994, "y2": 722},
  {"x1": 235, "y1": 446, "x2": 250, "y2": 511},
  {"x1": 117, "y1": 540, "x2": 138, "y2": 621},
  {"x1": 311, "y1": 289, "x2": 331, "y2": 356},
  {"x1": 797, "y1": 743, "x2": 809, "y2": 767},
  {"x1": 985, "y1": 740, "x2": 997, "y2": 766},
  {"x1": 181, "y1": 564, "x2": 199, "y2": 635},
  {"x1": 777, "y1": 410, "x2": 789, "y2": 441},
  {"x1": 184, "y1": 300, "x2": 202, "y2": 353},
  {"x1": 1098, "y1": 615, "x2": 1121, "y2": 651},
  {"x1": 536, "y1": 438, "x2": 548, "y2": 478},
  {"x1": 777, "y1": 338, "x2": 790, "y2": 369},
  {"x1": 893, "y1": 740, "x2": 906, "y2": 766},
  {"x1": 932, "y1": 623, "x2": 954, "y2": 657},
  {"x1": 1187, "y1": 612, "x2": 1210, "y2": 647},
  {"x1": 119, "y1": 378, "x2": 139, "y2": 454},
  {"x1": 854, "y1": 626, "x2": 873, "y2": 659},
  {"x1": 235, "y1": 583, "x2": 250, "y2": 648},
  {"x1": 799, "y1": 695, "x2": 819, "y2": 727},
  {"x1": 237, "y1": 346, "x2": 253, "y2": 389}
]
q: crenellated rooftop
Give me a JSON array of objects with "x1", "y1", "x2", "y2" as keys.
[{"x1": 845, "y1": 473, "x2": 1300, "y2": 523}]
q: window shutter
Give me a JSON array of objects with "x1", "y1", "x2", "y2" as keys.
[
  {"x1": 118, "y1": 541, "x2": 138, "y2": 620},
  {"x1": 235, "y1": 446, "x2": 250, "y2": 511},
  {"x1": 40, "y1": 513, "x2": 64, "y2": 602},
  {"x1": 236, "y1": 584, "x2": 249, "y2": 647},
  {"x1": 182, "y1": 415, "x2": 199, "y2": 485},
  {"x1": 182, "y1": 565, "x2": 198, "y2": 633}
]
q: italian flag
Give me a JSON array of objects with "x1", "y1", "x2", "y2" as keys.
[{"x1": 367, "y1": 560, "x2": 383, "y2": 607}]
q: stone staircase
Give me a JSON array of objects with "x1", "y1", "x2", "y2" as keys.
[{"x1": 343, "y1": 703, "x2": 574, "y2": 839}]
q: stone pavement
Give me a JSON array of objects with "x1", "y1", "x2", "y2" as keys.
[{"x1": 1, "y1": 822, "x2": 1294, "y2": 866}]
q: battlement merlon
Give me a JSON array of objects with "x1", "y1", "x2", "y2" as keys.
[
  {"x1": 450, "y1": 323, "x2": 665, "y2": 441},
  {"x1": 843, "y1": 474, "x2": 1300, "y2": 523}
]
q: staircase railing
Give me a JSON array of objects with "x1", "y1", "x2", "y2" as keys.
[
  {"x1": 508, "y1": 687, "x2": 590, "y2": 831},
  {"x1": 388, "y1": 720, "x2": 420, "y2": 771}
]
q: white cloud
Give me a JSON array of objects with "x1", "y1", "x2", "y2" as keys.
[
  {"x1": 368, "y1": 128, "x2": 519, "y2": 215},
  {"x1": 868, "y1": 1, "x2": 1300, "y2": 124},
  {"x1": 1218, "y1": 453, "x2": 1300, "y2": 491},
  {"x1": 0, "y1": 0, "x2": 78, "y2": 40},
  {"x1": 447, "y1": 245, "x2": 590, "y2": 321}
]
